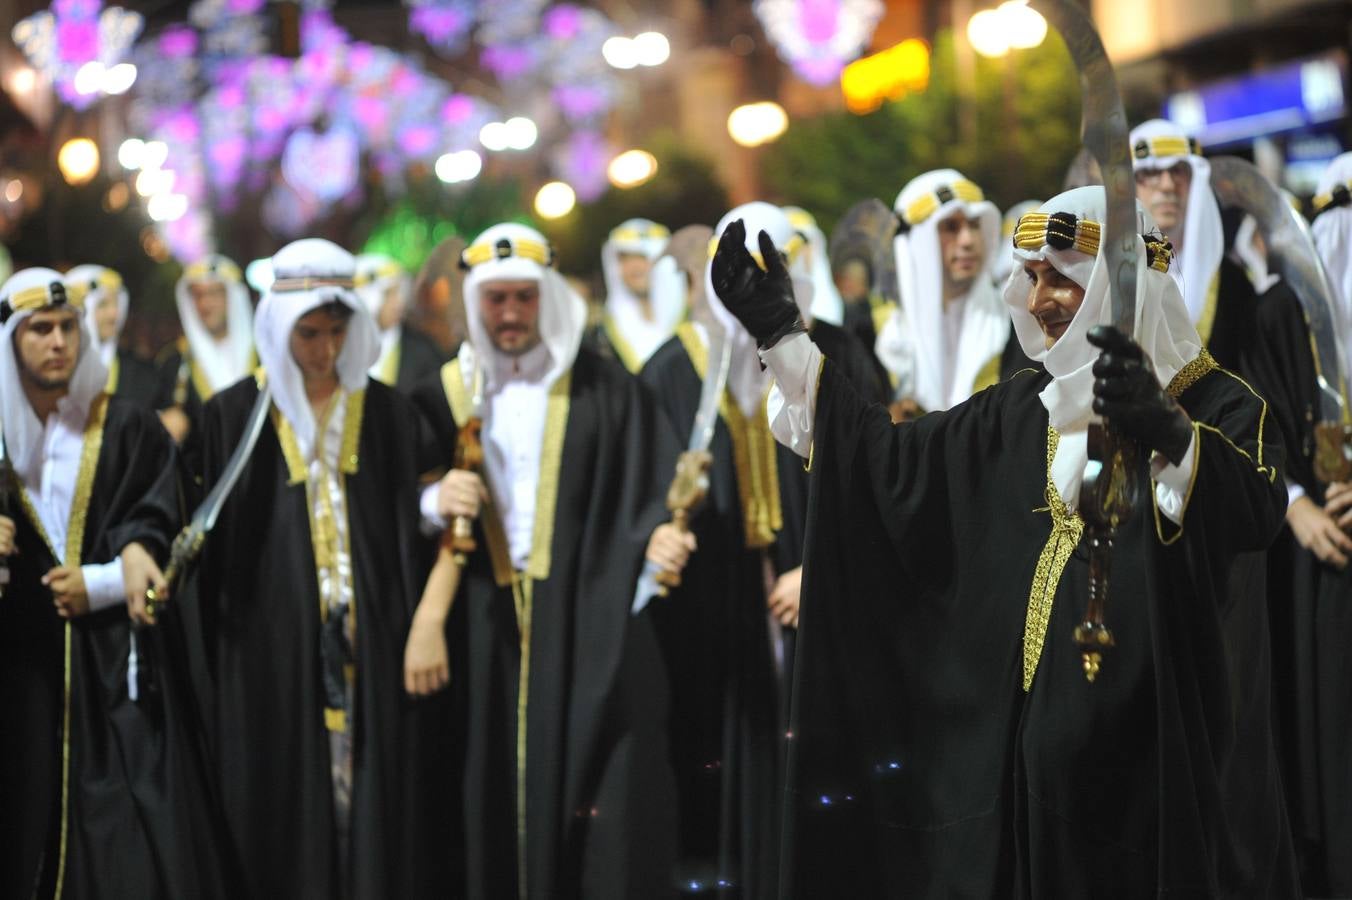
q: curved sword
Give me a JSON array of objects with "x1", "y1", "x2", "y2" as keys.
[
  {"x1": 1031, "y1": 0, "x2": 1142, "y2": 683},
  {"x1": 1208, "y1": 156, "x2": 1349, "y2": 448}
]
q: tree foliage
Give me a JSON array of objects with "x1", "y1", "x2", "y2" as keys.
[{"x1": 761, "y1": 29, "x2": 1082, "y2": 235}]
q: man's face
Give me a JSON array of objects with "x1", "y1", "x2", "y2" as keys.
[
  {"x1": 834, "y1": 258, "x2": 871, "y2": 303},
  {"x1": 479, "y1": 279, "x2": 542, "y2": 355},
  {"x1": 938, "y1": 212, "x2": 986, "y2": 288},
  {"x1": 15, "y1": 307, "x2": 81, "y2": 390},
  {"x1": 617, "y1": 252, "x2": 652, "y2": 297},
  {"x1": 188, "y1": 280, "x2": 230, "y2": 338},
  {"x1": 377, "y1": 283, "x2": 403, "y2": 331},
  {"x1": 1135, "y1": 161, "x2": 1191, "y2": 236},
  {"x1": 289, "y1": 306, "x2": 350, "y2": 384},
  {"x1": 94, "y1": 293, "x2": 119, "y2": 342},
  {"x1": 1023, "y1": 258, "x2": 1086, "y2": 349}
]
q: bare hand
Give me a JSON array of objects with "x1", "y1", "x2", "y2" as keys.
[
  {"x1": 158, "y1": 407, "x2": 191, "y2": 444},
  {"x1": 437, "y1": 470, "x2": 488, "y2": 521},
  {"x1": 1325, "y1": 481, "x2": 1352, "y2": 531},
  {"x1": 0, "y1": 515, "x2": 15, "y2": 556},
  {"x1": 646, "y1": 523, "x2": 697, "y2": 574},
  {"x1": 403, "y1": 611, "x2": 450, "y2": 696},
  {"x1": 767, "y1": 566, "x2": 803, "y2": 628},
  {"x1": 121, "y1": 542, "x2": 168, "y2": 626},
  {"x1": 45, "y1": 566, "x2": 90, "y2": 618},
  {"x1": 1288, "y1": 495, "x2": 1352, "y2": 569}
]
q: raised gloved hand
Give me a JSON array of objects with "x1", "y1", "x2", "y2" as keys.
[
  {"x1": 710, "y1": 219, "x2": 804, "y2": 349},
  {"x1": 1088, "y1": 324, "x2": 1194, "y2": 465}
]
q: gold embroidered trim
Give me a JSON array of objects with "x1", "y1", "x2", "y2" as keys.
[
  {"x1": 513, "y1": 575, "x2": 534, "y2": 900},
  {"x1": 17, "y1": 392, "x2": 107, "y2": 899},
  {"x1": 441, "y1": 359, "x2": 520, "y2": 588},
  {"x1": 602, "y1": 314, "x2": 643, "y2": 374},
  {"x1": 272, "y1": 406, "x2": 308, "y2": 486},
  {"x1": 339, "y1": 388, "x2": 365, "y2": 475},
  {"x1": 1022, "y1": 426, "x2": 1084, "y2": 691},
  {"x1": 374, "y1": 339, "x2": 401, "y2": 387},
  {"x1": 105, "y1": 353, "x2": 121, "y2": 395},
  {"x1": 971, "y1": 350, "x2": 1004, "y2": 394},
  {"x1": 805, "y1": 353, "x2": 826, "y2": 473},
  {"x1": 1165, "y1": 349, "x2": 1217, "y2": 398},
  {"x1": 676, "y1": 323, "x2": 782, "y2": 548},
  {"x1": 525, "y1": 372, "x2": 570, "y2": 580},
  {"x1": 1195, "y1": 269, "x2": 1221, "y2": 345}
]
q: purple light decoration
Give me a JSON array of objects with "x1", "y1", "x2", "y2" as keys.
[
  {"x1": 481, "y1": 44, "x2": 537, "y2": 79},
  {"x1": 441, "y1": 94, "x2": 474, "y2": 124},
  {"x1": 553, "y1": 84, "x2": 607, "y2": 121},
  {"x1": 159, "y1": 25, "x2": 198, "y2": 57},
  {"x1": 754, "y1": 0, "x2": 882, "y2": 87},
  {"x1": 226, "y1": 0, "x2": 265, "y2": 12},
  {"x1": 798, "y1": 0, "x2": 838, "y2": 42},
  {"x1": 397, "y1": 123, "x2": 438, "y2": 158},
  {"x1": 55, "y1": 18, "x2": 98, "y2": 62},
  {"x1": 557, "y1": 129, "x2": 609, "y2": 202},
  {"x1": 542, "y1": 4, "x2": 582, "y2": 40}
]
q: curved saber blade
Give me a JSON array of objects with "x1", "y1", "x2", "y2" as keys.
[
  {"x1": 1209, "y1": 155, "x2": 1346, "y2": 421},
  {"x1": 1031, "y1": 0, "x2": 1138, "y2": 334}
]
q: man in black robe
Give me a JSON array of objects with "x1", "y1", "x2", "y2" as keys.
[
  {"x1": 713, "y1": 187, "x2": 1298, "y2": 897},
  {"x1": 68, "y1": 264, "x2": 160, "y2": 408},
  {"x1": 409, "y1": 222, "x2": 687, "y2": 898},
  {"x1": 1131, "y1": 120, "x2": 1257, "y2": 371},
  {"x1": 353, "y1": 253, "x2": 446, "y2": 393},
  {"x1": 186, "y1": 239, "x2": 445, "y2": 899},
  {"x1": 1243, "y1": 152, "x2": 1352, "y2": 895},
  {"x1": 0, "y1": 268, "x2": 228, "y2": 899},
  {"x1": 586, "y1": 218, "x2": 685, "y2": 373}
]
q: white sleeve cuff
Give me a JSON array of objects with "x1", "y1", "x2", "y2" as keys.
[
  {"x1": 419, "y1": 481, "x2": 447, "y2": 536},
  {"x1": 761, "y1": 332, "x2": 820, "y2": 460},
  {"x1": 83, "y1": 559, "x2": 127, "y2": 612},
  {"x1": 1285, "y1": 478, "x2": 1307, "y2": 508},
  {"x1": 631, "y1": 560, "x2": 661, "y2": 615},
  {"x1": 1152, "y1": 433, "x2": 1198, "y2": 526}
]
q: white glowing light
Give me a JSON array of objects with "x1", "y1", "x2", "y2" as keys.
[
  {"x1": 141, "y1": 140, "x2": 169, "y2": 170},
  {"x1": 435, "y1": 149, "x2": 483, "y2": 183},
  {"x1": 135, "y1": 167, "x2": 175, "y2": 197},
  {"x1": 503, "y1": 116, "x2": 538, "y2": 150},
  {"x1": 999, "y1": 1, "x2": 1047, "y2": 49},
  {"x1": 607, "y1": 149, "x2": 658, "y2": 188},
  {"x1": 9, "y1": 68, "x2": 35, "y2": 95},
  {"x1": 534, "y1": 181, "x2": 576, "y2": 219},
  {"x1": 57, "y1": 138, "x2": 100, "y2": 185},
  {"x1": 74, "y1": 61, "x2": 105, "y2": 96},
  {"x1": 118, "y1": 138, "x2": 145, "y2": 169},
  {"x1": 245, "y1": 258, "x2": 275, "y2": 292},
  {"x1": 103, "y1": 62, "x2": 137, "y2": 94},
  {"x1": 727, "y1": 101, "x2": 790, "y2": 148},
  {"x1": 479, "y1": 121, "x2": 509, "y2": 152},
  {"x1": 966, "y1": 9, "x2": 1007, "y2": 58},
  {"x1": 147, "y1": 192, "x2": 188, "y2": 222},
  {"x1": 602, "y1": 36, "x2": 638, "y2": 69},
  {"x1": 4, "y1": 179, "x2": 23, "y2": 203},
  {"x1": 633, "y1": 32, "x2": 670, "y2": 66}
]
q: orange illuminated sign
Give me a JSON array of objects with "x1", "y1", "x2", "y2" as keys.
[{"x1": 840, "y1": 38, "x2": 931, "y2": 115}]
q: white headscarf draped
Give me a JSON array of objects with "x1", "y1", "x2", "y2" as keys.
[
  {"x1": 878, "y1": 168, "x2": 1008, "y2": 412},
  {"x1": 354, "y1": 253, "x2": 409, "y2": 380},
  {"x1": 1312, "y1": 151, "x2": 1352, "y2": 376},
  {"x1": 1003, "y1": 186, "x2": 1203, "y2": 508},
  {"x1": 993, "y1": 200, "x2": 1043, "y2": 284},
  {"x1": 706, "y1": 202, "x2": 813, "y2": 416},
  {"x1": 0, "y1": 268, "x2": 108, "y2": 482},
  {"x1": 254, "y1": 239, "x2": 381, "y2": 461},
  {"x1": 1129, "y1": 119, "x2": 1223, "y2": 326},
  {"x1": 783, "y1": 206, "x2": 844, "y2": 326},
  {"x1": 68, "y1": 264, "x2": 129, "y2": 367},
  {"x1": 175, "y1": 254, "x2": 256, "y2": 394},
  {"x1": 460, "y1": 223, "x2": 588, "y2": 393},
  {"x1": 601, "y1": 218, "x2": 683, "y2": 366}
]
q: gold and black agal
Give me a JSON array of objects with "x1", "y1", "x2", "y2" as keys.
[
  {"x1": 1013, "y1": 210, "x2": 1174, "y2": 273},
  {"x1": 0, "y1": 280, "x2": 78, "y2": 324},
  {"x1": 459, "y1": 235, "x2": 557, "y2": 270}
]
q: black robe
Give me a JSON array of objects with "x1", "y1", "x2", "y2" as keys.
[
  {"x1": 1239, "y1": 278, "x2": 1351, "y2": 895},
  {"x1": 0, "y1": 395, "x2": 231, "y2": 899},
  {"x1": 640, "y1": 328, "x2": 812, "y2": 900},
  {"x1": 810, "y1": 320, "x2": 889, "y2": 405},
  {"x1": 410, "y1": 347, "x2": 679, "y2": 899},
  {"x1": 389, "y1": 326, "x2": 447, "y2": 395},
  {"x1": 187, "y1": 377, "x2": 447, "y2": 900},
  {"x1": 154, "y1": 338, "x2": 256, "y2": 485},
  {"x1": 107, "y1": 348, "x2": 161, "y2": 410},
  {"x1": 783, "y1": 357, "x2": 1298, "y2": 898},
  {"x1": 1201, "y1": 257, "x2": 1258, "y2": 373}
]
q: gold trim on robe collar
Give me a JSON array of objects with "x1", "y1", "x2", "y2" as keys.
[
  {"x1": 676, "y1": 322, "x2": 782, "y2": 548},
  {"x1": 601, "y1": 314, "x2": 643, "y2": 374},
  {"x1": 1022, "y1": 425, "x2": 1085, "y2": 691}
]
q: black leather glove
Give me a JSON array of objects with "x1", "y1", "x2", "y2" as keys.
[
  {"x1": 1089, "y1": 324, "x2": 1194, "y2": 466},
  {"x1": 710, "y1": 219, "x2": 805, "y2": 349}
]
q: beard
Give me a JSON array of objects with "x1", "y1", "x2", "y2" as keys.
[{"x1": 19, "y1": 361, "x2": 73, "y2": 392}]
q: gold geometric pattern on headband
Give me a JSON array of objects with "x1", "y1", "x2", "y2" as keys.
[
  {"x1": 270, "y1": 275, "x2": 355, "y2": 293},
  {"x1": 184, "y1": 258, "x2": 243, "y2": 283},
  {"x1": 1014, "y1": 212, "x2": 1101, "y2": 256},
  {"x1": 63, "y1": 269, "x2": 123, "y2": 306},
  {"x1": 609, "y1": 222, "x2": 671, "y2": 244},
  {"x1": 1132, "y1": 135, "x2": 1202, "y2": 160},
  {"x1": 461, "y1": 237, "x2": 553, "y2": 269},
  {"x1": 2, "y1": 282, "x2": 81, "y2": 319},
  {"x1": 353, "y1": 262, "x2": 403, "y2": 287},
  {"x1": 900, "y1": 179, "x2": 984, "y2": 227}
]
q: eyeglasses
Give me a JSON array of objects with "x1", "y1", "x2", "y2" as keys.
[{"x1": 1134, "y1": 162, "x2": 1191, "y2": 187}]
